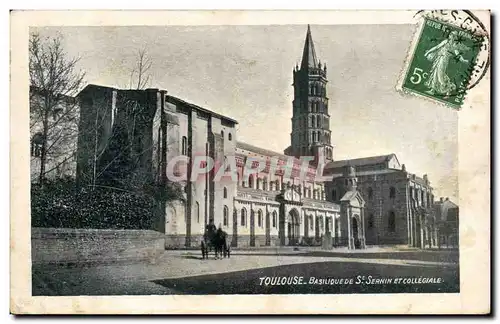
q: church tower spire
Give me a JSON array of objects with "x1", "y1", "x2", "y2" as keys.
[
  {"x1": 289, "y1": 25, "x2": 333, "y2": 163},
  {"x1": 301, "y1": 25, "x2": 318, "y2": 69}
]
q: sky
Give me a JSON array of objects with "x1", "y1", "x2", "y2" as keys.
[{"x1": 34, "y1": 24, "x2": 458, "y2": 202}]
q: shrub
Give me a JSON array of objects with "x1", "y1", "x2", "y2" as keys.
[{"x1": 30, "y1": 177, "x2": 182, "y2": 230}]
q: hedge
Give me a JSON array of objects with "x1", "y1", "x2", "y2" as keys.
[{"x1": 31, "y1": 177, "x2": 182, "y2": 230}]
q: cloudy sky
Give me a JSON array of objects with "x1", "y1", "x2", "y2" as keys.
[{"x1": 34, "y1": 24, "x2": 458, "y2": 201}]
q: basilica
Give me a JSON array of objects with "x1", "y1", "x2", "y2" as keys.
[{"x1": 75, "y1": 26, "x2": 439, "y2": 250}]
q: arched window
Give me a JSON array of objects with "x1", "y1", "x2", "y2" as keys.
[
  {"x1": 241, "y1": 208, "x2": 247, "y2": 227},
  {"x1": 221, "y1": 130, "x2": 224, "y2": 139},
  {"x1": 228, "y1": 133, "x2": 232, "y2": 141},
  {"x1": 368, "y1": 213, "x2": 374, "y2": 228},
  {"x1": 312, "y1": 115, "x2": 316, "y2": 128},
  {"x1": 31, "y1": 132, "x2": 44, "y2": 157},
  {"x1": 368, "y1": 187, "x2": 373, "y2": 200},
  {"x1": 312, "y1": 132, "x2": 316, "y2": 142},
  {"x1": 388, "y1": 211, "x2": 396, "y2": 232},
  {"x1": 309, "y1": 216, "x2": 314, "y2": 230},
  {"x1": 317, "y1": 131, "x2": 321, "y2": 142},
  {"x1": 258, "y1": 210, "x2": 263, "y2": 228},
  {"x1": 195, "y1": 202, "x2": 200, "y2": 223},
  {"x1": 223, "y1": 206, "x2": 229, "y2": 227},
  {"x1": 263, "y1": 178, "x2": 268, "y2": 191},
  {"x1": 316, "y1": 116, "x2": 321, "y2": 128},
  {"x1": 223, "y1": 187, "x2": 228, "y2": 199},
  {"x1": 275, "y1": 179, "x2": 280, "y2": 191},
  {"x1": 272, "y1": 211, "x2": 277, "y2": 228},
  {"x1": 181, "y1": 136, "x2": 187, "y2": 155},
  {"x1": 389, "y1": 187, "x2": 396, "y2": 199}
]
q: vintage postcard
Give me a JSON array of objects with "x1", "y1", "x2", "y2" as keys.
[{"x1": 10, "y1": 10, "x2": 490, "y2": 314}]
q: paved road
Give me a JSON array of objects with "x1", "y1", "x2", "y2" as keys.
[{"x1": 32, "y1": 248, "x2": 459, "y2": 295}]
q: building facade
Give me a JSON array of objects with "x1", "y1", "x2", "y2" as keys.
[
  {"x1": 434, "y1": 197, "x2": 459, "y2": 247},
  {"x1": 324, "y1": 155, "x2": 437, "y2": 248},
  {"x1": 73, "y1": 26, "x2": 445, "y2": 250}
]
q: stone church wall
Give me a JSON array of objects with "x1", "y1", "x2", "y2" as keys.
[{"x1": 357, "y1": 172, "x2": 409, "y2": 245}]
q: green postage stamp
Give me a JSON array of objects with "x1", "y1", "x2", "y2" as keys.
[{"x1": 398, "y1": 16, "x2": 488, "y2": 108}]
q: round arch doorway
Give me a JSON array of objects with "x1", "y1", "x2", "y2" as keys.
[
  {"x1": 352, "y1": 217, "x2": 361, "y2": 249},
  {"x1": 287, "y1": 209, "x2": 300, "y2": 245}
]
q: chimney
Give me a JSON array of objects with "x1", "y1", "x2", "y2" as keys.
[
  {"x1": 423, "y1": 174, "x2": 428, "y2": 183},
  {"x1": 402, "y1": 164, "x2": 406, "y2": 172},
  {"x1": 440, "y1": 197, "x2": 444, "y2": 202}
]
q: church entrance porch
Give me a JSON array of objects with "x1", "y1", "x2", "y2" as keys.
[
  {"x1": 352, "y1": 217, "x2": 361, "y2": 249},
  {"x1": 346, "y1": 212, "x2": 366, "y2": 250}
]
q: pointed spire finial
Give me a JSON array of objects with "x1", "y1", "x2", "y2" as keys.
[{"x1": 301, "y1": 24, "x2": 318, "y2": 70}]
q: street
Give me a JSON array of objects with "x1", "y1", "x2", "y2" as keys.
[{"x1": 32, "y1": 247, "x2": 459, "y2": 295}]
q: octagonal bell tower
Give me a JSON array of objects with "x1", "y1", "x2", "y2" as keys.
[{"x1": 289, "y1": 25, "x2": 333, "y2": 164}]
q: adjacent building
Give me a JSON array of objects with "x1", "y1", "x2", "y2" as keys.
[{"x1": 434, "y1": 197, "x2": 459, "y2": 247}]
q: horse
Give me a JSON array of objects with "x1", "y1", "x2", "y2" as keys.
[{"x1": 201, "y1": 227, "x2": 231, "y2": 260}]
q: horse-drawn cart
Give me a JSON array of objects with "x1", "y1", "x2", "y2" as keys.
[{"x1": 201, "y1": 226, "x2": 231, "y2": 260}]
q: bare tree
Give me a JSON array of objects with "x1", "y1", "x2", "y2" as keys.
[
  {"x1": 129, "y1": 47, "x2": 153, "y2": 90},
  {"x1": 29, "y1": 32, "x2": 86, "y2": 185}
]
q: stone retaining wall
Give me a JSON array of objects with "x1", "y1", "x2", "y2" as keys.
[{"x1": 31, "y1": 228, "x2": 165, "y2": 266}]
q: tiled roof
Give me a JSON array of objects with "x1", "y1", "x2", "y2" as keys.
[
  {"x1": 328, "y1": 168, "x2": 402, "y2": 178},
  {"x1": 340, "y1": 190, "x2": 359, "y2": 202},
  {"x1": 236, "y1": 142, "x2": 288, "y2": 159},
  {"x1": 167, "y1": 95, "x2": 238, "y2": 124},
  {"x1": 76, "y1": 84, "x2": 239, "y2": 124},
  {"x1": 325, "y1": 154, "x2": 396, "y2": 170}
]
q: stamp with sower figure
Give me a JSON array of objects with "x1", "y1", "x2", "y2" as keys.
[{"x1": 398, "y1": 12, "x2": 489, "y2": 109}]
